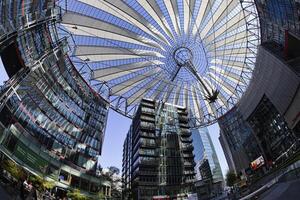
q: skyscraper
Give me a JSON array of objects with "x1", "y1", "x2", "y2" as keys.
[
  {"x1": 0, "y1": 1, "x2": 111, "y2": 197},
  {"x1": 122, "y1": 99, "x2": 195, "y2": 200},
  {"x1": 192, "y1": 128, "x2": 224, "y2": 199}
]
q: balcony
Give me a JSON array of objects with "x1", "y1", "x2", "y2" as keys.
[
  {"x1": 179, "y1": 122, "x2": 189, "y2": 128},
  {"x1": 139, "y1": 144, "x2": 156, "y2": 150},
  {"x1": 141, "y1": 101, "x2": 155, "y2": 108},
  {"x1": 181, "y1": 137, "x2": 193, "y2": 143},
  {"x1": 183, "y1": 153, "x2": 195, "y2": 158},
  {"x1": 181, "y1": 129, "x2": 192, "y2": 137},
  {"x1": 140, "y1": 121, "x2": 155, "y2": 131},
  {"x1": 184, "y1": 161, "x2": 195, "y2": 167},
  {"x1": 177, "y1": 109, "x2": 188, "y2": 116},
  {"x1": 141, "y1": 107, "x2": 155, "y2": 116},
  {"x1": 182, "y1": 144, "x2": 194, "y2": 151},
  {"x1": 132, "y1": 170, "x2": 159, "y2": 177},
  {"x1": 140, "y1": 132, "x2": 155, "y2": 138},
  {"x1": 140, "y1": 115, "x2": 155, "y2": 123},
  {"x1": 185, "y1": 179, "x2": 195, "y2": 183},
  {"x1": 139, "y1": 158, "x2": 159, "y2": 166},
  {"x1": 184, "y1": 170, "x2": 196, "y2": 175},
  {"x1": 134, "y1": 179, "x2": 158, "y2": 186},
  {"x1": 178, "y1": 115, "x2": 188, "y2": 123}
]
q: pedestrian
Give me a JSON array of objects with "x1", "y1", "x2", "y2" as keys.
[{"x1": 20, "y1": 179, "x2": 25, "y2": 200}]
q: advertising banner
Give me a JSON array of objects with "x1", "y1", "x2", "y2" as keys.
[{"x1": 250, "y1": 156, "x2": 265, "y2": 170}]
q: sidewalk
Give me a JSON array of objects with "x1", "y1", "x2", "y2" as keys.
[{"x1": 0, "y1": 185, "x2": 12, "y2": 200}]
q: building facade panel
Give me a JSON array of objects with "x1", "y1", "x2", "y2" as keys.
[
  {"x1": 238, "y1": 44, "x2": 300, "y2": 126},
  {"x1": 218, "y1": 107, "x2": 264, "y2": 175}
]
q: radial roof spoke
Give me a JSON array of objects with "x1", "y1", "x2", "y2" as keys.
[
  {"x1": 110, "y1": 68, "x2": 161, "y2": 95},
  {"x1": 203, "y1": 12, "x2": 245, "y2": 44},
  {"x1": 79, "y1": 0, "x2": 169, "y2": 46},
  {"x1": 62, "y1": 22, "x2": 160, "y2": 49},
  {"x1": 127, "y1": 77, "x2": 162, "y2": 105},
  {"x1": 92, "y1": 61, "x2": 159, "y2": 80},
  {"x1": 74, "y1": 46, "x2": 163, "y2": 58},
  {"x1": 145, "y1": 0, "x2": 173, "y2": 36},
  {"x1": 59, "y1": 0, "x2": 260, "y2": 127}
]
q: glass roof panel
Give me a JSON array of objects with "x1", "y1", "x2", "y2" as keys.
[{"x1": 57, "y1": 0, "x2": 260, "y2": 127}]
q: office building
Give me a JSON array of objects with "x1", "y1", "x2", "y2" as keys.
[
  {"x1": 192, "y1": 128, "x2": 224, "y2": 199},
  {"x1": 218, "y1": 107, "x2": 265, "y2": 176},
  {"x1": 122, "y1": 99, "x2": 195, "y2": 200},
  {"x1": 218, "y1": 0, "x2": 300, "y2": 179},
  {"x1": 0, "y1": 0, "x2": 111, "y2": 197}
]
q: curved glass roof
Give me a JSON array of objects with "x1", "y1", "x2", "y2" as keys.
[{"x1": 58, "y1": 0, "x2": 260, "y2": 127}]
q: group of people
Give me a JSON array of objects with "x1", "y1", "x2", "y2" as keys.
[{"x1": 19, "y1": 179, "x2": 35, "y2": 200}]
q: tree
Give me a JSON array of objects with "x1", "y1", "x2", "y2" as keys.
[
  {"x1": 102, "y1": 166, "x2": 122, "y2": 199},
  {"x1": 108, "y1": 166, "x2": 120, "y2": 176},
  {"x1": 2, "y1": 159, "x2": 26, "y2": 180},
  {"x1": 226, "y1": 171, "x2": 238, "y2": 187},
  {"x1": 67, "y1": 189, "x2": 89, "y2": 200},
  {"x1": 96, "y1": 191, "x2": 106, "y2": 200},
  {"x1": 28, "y1": 174, "x2": 55, "y2": 192}
]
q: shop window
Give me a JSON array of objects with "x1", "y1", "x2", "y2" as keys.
[{"x1": 59, "y1": 170, "x2": 69, "y2": 183}]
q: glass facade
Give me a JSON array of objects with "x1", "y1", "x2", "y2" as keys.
[
  {"x1": 256, "y1": 0, "x2": 300, "y2": 44},
  {"x1": 0, "y1": 0, "x2": 55, "y2": 33},
  {"x1": 0, "y1": 0, "x2": 111, "y2": 196},
  {"x1": 192, "y1": 127, "x2": 224, "y2": 199},
  {"x1": 122, "y1": 99, "x2": 195, "y2": 200},
  {"x1": 248, "y1": 96, "x2": 299, "y2": 163},
  {"x1": 192, "y1": 127, "x2": 223, "y2": 183},
  {"x1": 218, "y1": 107, "x2": 263, "y2": 174}
]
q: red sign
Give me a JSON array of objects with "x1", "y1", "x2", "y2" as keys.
[{"x1": 250, "y1": 156, "x2": 265, "y2": 170}]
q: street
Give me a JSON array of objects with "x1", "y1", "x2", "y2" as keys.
[
  {"x1": 259, "y1": 179, "x2": 300, "y2": 200},
  {"x1": 0, "y1": 185, "x2": 11, "y2": 200}
]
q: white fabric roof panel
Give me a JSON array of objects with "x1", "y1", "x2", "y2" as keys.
[{"x1": 59, "y1": 0, "x2": 260, "y2": 127}]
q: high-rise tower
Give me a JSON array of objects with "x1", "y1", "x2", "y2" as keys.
[
  {"x1": 192, "y1": 127, "x2": 224, "y2": 199},
  {"x1": 122, "y1": 99, "x2": 195, "y2": 200}
]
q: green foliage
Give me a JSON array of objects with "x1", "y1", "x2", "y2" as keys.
[
  {"x1": 67, "y1": 189, "x2": 90, "y2": 200},
  {"x1": 226, "y1": 171, "x2": 238, "y2": 187},
  {"x1": 2, "y1": 159, "x2": 26, "y2": 180},
  {"x1": 96, "y1": 191, "x2": 106, "y2": 200},
  {"x1": 28, "y1": 175, "x2": 54, "y2": 191},
  {"x1": 102, "y1": 166, "x2": 122, "y2": 199},
  {"x1": 42, "y1": 180, "x2": 55, "y2": 190}
]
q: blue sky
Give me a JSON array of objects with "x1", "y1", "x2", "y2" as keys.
[{"x1": 0, "y1": 59, "x2": 228, "y2": 177}]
